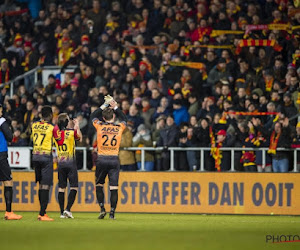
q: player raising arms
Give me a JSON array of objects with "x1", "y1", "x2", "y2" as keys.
[
  {"x1": 31, "y1": 106, "x2": 63, "y2": 221},
  {"x1": 55, "y1": 113, "x2": 82, "y2": 219},
  {"x1": 91, "y1": 95, "x2": 127, "y2": 220},
  {"x1": 0, "y1": 104, "x2": 22, "y2": 220}
]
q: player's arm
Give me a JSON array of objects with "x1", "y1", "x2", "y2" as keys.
[
  {"x1": 73, "y1": 118, "x2": 82, "y2": 142},
  {"x1": 0, "y1": 118, "x2": 13, "y2": 142},
  {"x1": 90, "y1": 102, "x2": 109, "y2": 124},
  {"x1": 53, "y1": 124, "x2": 64, "y2": 146},
  {"x1": 110, "y1": 100, "x2": 127, "y2": 124},
  {"x1": 91, "y1": 95, "x2": 116, "y2": 127}
]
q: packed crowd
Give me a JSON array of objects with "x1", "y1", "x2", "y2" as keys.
[{"x1": 0, "y1": 0, "x2": 300, "y2": 172}]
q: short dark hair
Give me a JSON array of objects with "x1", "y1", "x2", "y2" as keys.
[
  {"x1": 102, "y1": 108, "x2": 114, "y2": 121},
  {"x1": 41, "y1": 105, "x2": 52, "y2": 119},
  {"x1": 58, "y1": 113, "x2": 69, "y2": 130}
]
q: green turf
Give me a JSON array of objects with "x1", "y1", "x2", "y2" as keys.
[{"x1": 0, "y1": 212, "x2": 299, "y2": 250}]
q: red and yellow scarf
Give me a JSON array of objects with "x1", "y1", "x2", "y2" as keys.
[
  {"x1": 265, "y1": 76, "x2": 274, "y2": 92},
  {"x1": 0, "y1": 68, "x2": 9, "y2": 85},
  {"x1": 268, "y1": 131, "x2": 281, "y2": 155},
  {"x1": 58, "y1": 47, "x2": 73, "y2": 66},
  {"x1": 22, "y1": 51, "x2": 32, "y2": 72},
  {"x1": 209, "y1": 126, "x2": 222, "y2": 172}
]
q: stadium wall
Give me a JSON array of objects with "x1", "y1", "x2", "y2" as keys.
[{"x1": 0, "y1": 172, "x2": 299, "y2": 215}]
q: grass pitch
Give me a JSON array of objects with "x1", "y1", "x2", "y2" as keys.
[{"x1": 0, "y1": 212, "x2": 299, "y2": 250}]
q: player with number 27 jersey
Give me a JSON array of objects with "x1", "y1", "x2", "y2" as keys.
[{"x1": 31, "y1": 121, "x2": 61, "y2": 155}]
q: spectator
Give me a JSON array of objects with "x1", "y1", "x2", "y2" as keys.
[
  {"x1": 133, "y1": 124, "x2": 154, "y2": 171},
  {"x1": 207, "y1": 58, "x2": 231, "y2": 94},
  {"x1": 282, "y1": 92, "x2": 298, "y2": 127},
  {"x1": 11, "y1": 128, "x2": 27, "y2": 146},
  {"x1": 151, "y1": 115, "x2": 166, "y2": 170},
  {"x1": 87, "y1": 0, "x2": 106, "y2": 35},
  {"x1": 157, "y1": 115, "x2": 178, "y2": 171},
  {"x1": 188, "y1": 93, "x2": 198, "y2": 116},
  {"x1": 127, "y1": 104, "x2": 144, "y2": 134},
  {"x1": 23, "y1": 100, "x2": 34, "y2": 132},
  {"x1": 251, "y1": 116, "x2": 272, "y2": 172},
  {"x1": 291, "y1": 122, "x2": 300, "y2": 172},
  {"x1": 152, "y1": 96, "x2": 170, "y2": 122},
  {"x1": 211, "y1": 129, "x2": 232, "y2": 171},
  {"x1": 141, "y1": 97, "x2": 155, "y2": 129},
  {"x1": 172, "y1": 99, "x2": 189, "y2": 126},
  {"x1": 0, "y1": 59, "x2": 10, "y2": 86},
  {"x1": 119, "y1": 127, "x2": 136, "y2": 171},
  {"x1": 268, "y1": 119, "x2": 292, "y2": 173}
]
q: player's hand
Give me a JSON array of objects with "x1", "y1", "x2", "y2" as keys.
[
  {"x1": 104, "y1": 94, "x2": 114, "y2": 104},
  {"x1": 109, "y1": 100, "x2": 118, "y2": 109}
]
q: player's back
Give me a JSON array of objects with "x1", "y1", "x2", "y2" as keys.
[
  {"x1": 55, "y1": 129, "x2": 79, "y2": 163},
  {"x1": 31, "y1": 121, "x2": 58, "y2": 156},
  {"x1": 94, "y1": 121, "x2": 125, "y2": 156}
]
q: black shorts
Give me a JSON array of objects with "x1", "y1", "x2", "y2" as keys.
[
  {"x1": 95, "y1": 155, "x2": 120, "y2": 186},
  {"x1": 0, "y1": 157, "x2": 12, "y2": 182},
  {"x1": 58, "y1": 161, "x2": 78, "y2": 188},
  {"x1": 32, "y1": 154, "x2": 53, "y2": 186}
]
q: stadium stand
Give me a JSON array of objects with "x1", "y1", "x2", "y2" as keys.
[{"x1": 0, "y1": 0, "x2": 300, "y2": 172}]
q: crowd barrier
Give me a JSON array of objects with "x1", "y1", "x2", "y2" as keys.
[
  {"x1": 8, "y1": 146, "x2": 300, "y2": 172},
  {"x1": 0, "y1": 172, "x2": 299, "y2": 215},
  {"x1": 5, "y1": 66, "x2": 77, "y2": 97}
]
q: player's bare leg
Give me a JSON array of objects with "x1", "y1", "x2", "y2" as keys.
[
  {"x1": 63, "y1": 187, "x2": 77, "y2": 219},
  {"x1": 38, "y1": 184, "x2": 53, "y2": 221},
  {"x1": 3, "y1": 180, "x2": 22, "y2": 220},
  {"x1": 109, "y1": 186, "x2": 118, "y2": 220},
  {"x1": 96, "y1": 184, "x2": 106, "y2": 219}
]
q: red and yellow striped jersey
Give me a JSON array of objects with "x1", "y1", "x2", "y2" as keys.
[{"x1": 54, "y1": 129, "x2": 80, "y2": 162}]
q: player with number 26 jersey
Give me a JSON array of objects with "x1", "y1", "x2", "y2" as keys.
[
  {"x1": 91, "y1": 96, "x2": 127, "y2": 220},
  {"x1": 93, "y1": 120, "x2": 125, "y2": 156}
]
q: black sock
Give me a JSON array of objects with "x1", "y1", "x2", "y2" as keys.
[
  {"x1": 110, "y1": 190, "x2": 118, "y2": 213},
  {"x1": 38, "y1": 189, "x2": 42, "y2": 209},
  {"x1": 4, "y1": 187, "x2": 13, "y2": 212},
  {"x1": 66, "y1": 190, "x2": 77, "y2": 212},
  {"x1": 39, "y1": 189, "x2": 49, "y2": 216},
  {"x1": 58, "y1": 192, "x2": 65, "y2": 215},
  {"x1": 96, "y1": 186, "x2": 105, "y2": 210}
]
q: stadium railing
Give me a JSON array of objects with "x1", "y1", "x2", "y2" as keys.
[
  {"x1": 5, "y1": 66, "x2": 77, "y2": 97},
  {"x1": 5, "y1": 67, "x2": 39, "y2": 97},
  {"x1": 8, "y1": 146, "x2": 299, "y2": 172}
]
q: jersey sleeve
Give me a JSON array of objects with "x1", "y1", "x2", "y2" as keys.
[
  {"x1": 53, "y1": 125, "x2": 64, "y2": 146},
  {"x1": 93, "y1": 119, "x2": 101, "y2": 129}
]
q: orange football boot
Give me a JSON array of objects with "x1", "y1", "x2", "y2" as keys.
[
  {"x1": 38, "y1": 214, "x2": 54, "y2": 221},
  {"x1": 4, "y1": 211, "x2": 22, "y2": 220}
]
